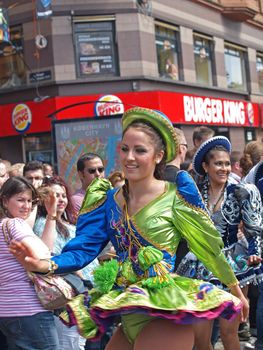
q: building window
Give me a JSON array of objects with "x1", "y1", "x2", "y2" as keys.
[
  {"x1": 193, "y1": 33, "x2": 214, "y2": 86},
  {"x1": 214, "y1": 127, "x2": 229, "y2": 140},
  {"x1": 244, "y1": 128, "x2": 256, "y2": 143},
  {"x1": 74, "y1": 18, "x2": 118, "y2": 78},
  {"x1": 256, "y1": 53, "x2": 263, "y2": 94},
  {"x1": 224, "y1": 43, "x2": 247, "y2": 91},
  {"x1": 155, "y1": 22, "x2": 180, "y2": 81},
  {"x1": 23, "y1": 134, "x2": 52, "y2": 163},
  {"x1": 0, "y1": 25, "x2": 26, "y2": 89}
]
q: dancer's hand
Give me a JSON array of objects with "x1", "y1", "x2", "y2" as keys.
[
  {"x1": 239, "y1": 295, "x2": 249, "y2": 323},
  {"x1": 229, "y1": 284, "x2": 249, "y2": 322},
  {"x1": 9, "y1": 240, "x2": 50, "y2": 273},
  {"x1": 247, "y1": 255, "x2": 262, "y2": 266},
  {"x1": 38, "y1": 187, "x2": 58, "y2": 218}
]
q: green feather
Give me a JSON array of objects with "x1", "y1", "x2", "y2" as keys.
[{"x1": 93, "y1": 259, "x2": 119, "y2": 294}]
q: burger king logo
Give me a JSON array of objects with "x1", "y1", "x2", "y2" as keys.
[
  {"x1": 246, "y1": 103, "x2": 254, "y2": 126},
  {"x1": 95, "y1": 95, "x2": 124, "y2": 117},
  {"x1": 12, "y1": 104, "x2": 32, "y2": 133}
]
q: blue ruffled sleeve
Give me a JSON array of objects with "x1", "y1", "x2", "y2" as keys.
[
  {"x1": 234, "y1": 183, "x2": 263, "y2": 256},
  {"x1": 52, "y1": 178, "x2": 112, "y2": 274}
]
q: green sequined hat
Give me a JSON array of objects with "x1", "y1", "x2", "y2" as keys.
[{"x1": 122, "y1": 107, "x2": 178, "y2": 163}]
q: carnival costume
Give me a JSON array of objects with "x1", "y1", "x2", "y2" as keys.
[
  {"x1": 177, "y1": 136, "x2": 263, "y2": 289},
  {"x1": 50, "y1": 108, "x2": 242, "y2": 343},
  {"x1": 244, "y1": 160, "x2": 263, "y2": 201}
]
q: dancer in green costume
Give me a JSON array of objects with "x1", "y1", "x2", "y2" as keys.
[{"x1": 10, "y1": 107, "x2": 248, "y2": 350}]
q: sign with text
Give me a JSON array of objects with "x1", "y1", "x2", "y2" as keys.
[
  {"x1": 29, "y1": 70, "x2": 52, "y2": 83},
  {"x1": 183, "y1": 95, "x2": 254, "y2": 126},
  {"x1": 0, "y1": 91, "x2": 261, "y2": 138},
  {"x1": 76, "y1": 31, "x2": 116, "y2": 76},
  {"x1": 54, "y1": 118, "x2": 122, "y2": 191},
  {"x1": 12, "y1": 104, "x2": 32, "y2": 133},
  {"x1": 158, "y1": 92, "x2": 260, "y2": 127},
  {"x1": 94, "y1": 95, "x2": 124, "y2": 116}
]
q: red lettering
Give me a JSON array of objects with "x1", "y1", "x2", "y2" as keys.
[
  {"x1": 14, "y1": 112, "x2": 29, "y2": 126},
  {"x1": 98, "y1": 103, "x2": 121, "y2": 116}
]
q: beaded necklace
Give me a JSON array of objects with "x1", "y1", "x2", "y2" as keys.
[{"x1": 202, "y1": 176, "x2": 227, "y2": 214}]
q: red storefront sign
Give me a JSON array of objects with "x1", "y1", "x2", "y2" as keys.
[
  {"x1": 0, "y1": 91, "x2": 261, "y2": 137},
  {"x1": 158, "y1": 92, "x2": 260, "y2": 127}
]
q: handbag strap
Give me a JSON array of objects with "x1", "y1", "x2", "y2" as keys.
[{"x1": 1, "y1": 219, "x2": 12, "y2": 245}]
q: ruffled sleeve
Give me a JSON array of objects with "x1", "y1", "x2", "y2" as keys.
[
  {"x1": 52, "y1": 178, "x2": 113, "y2": 274},
  {"x1": 79, "y1": 178, "x2": 113, "y2": 215},
  {"x1": 173, "y1": 171, "x2": 238, "y2": 287},
  {"x1": 234, "y1": 183, "x2": 263, "y2": 256}
]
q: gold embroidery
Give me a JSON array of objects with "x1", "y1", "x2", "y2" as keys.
[
  {"x1": 176, "y1": 190, "x2": 214, "y2": 225},
  {"x1": 78, "y1": 197, "x2": 107, "y2": 216}
]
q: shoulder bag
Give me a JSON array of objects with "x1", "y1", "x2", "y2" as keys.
[{"x1": 2, "y1": 218, "x2": 83, "y2": 310}]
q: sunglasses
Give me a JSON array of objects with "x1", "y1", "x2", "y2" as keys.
[{"x1": 87, "y1": 167, "x2": 105, "y2": 174}]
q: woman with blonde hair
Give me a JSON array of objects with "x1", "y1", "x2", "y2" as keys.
[{"x1": 8, "y1": 163, "x2": 25, "y2": 177}]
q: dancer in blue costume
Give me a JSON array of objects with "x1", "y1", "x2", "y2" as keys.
[
  {"x1": 10, "y1": 107, "x2": 248, "y2": 350},
  {"x1": 244, "y1": 160, "x2": 263, "y2": 350},
  {"x1": 177, "y1": 136, "x2": 263, "y2": 350}
]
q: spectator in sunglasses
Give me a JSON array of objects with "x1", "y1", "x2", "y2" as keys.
[{"x1": 71, "y1": 153, "x2": 105, "y2": 214}]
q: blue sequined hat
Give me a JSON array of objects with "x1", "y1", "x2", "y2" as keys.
[
  {"x1": 122, "y1": 107, "x2": 178, "y2": 163},
  {"x1": 192, "y1": 136, "x2": 232, "y2": 176}
]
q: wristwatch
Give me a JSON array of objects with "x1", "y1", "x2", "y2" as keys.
[{"x1": 40, "y1": 258, "x2": 58, "y2": 275}]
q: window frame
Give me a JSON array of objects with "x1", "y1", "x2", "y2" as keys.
[
  {"x1": 155, "y1": 21, "x2": 182, "y2": 81},
  {"x1": 0, "y1": 24, "x2": 26, "y2": 89},
  {"x1": 224, "y1": 42, "x2": 248, "y2": 91},
  {"x1": 244, "y1": 128, "x2": 256, "y2": 143},
  {"x1": 193, "y1": 32, "x2": 215, "y2": 86},
  {"x1": 256, "y1": 52, "x2": 263, "y2": 94}
]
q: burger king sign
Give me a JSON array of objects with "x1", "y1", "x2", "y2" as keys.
[
  {"x1": 12, "y1": 104, "x2": 32, "y2": 133},
  {"x1": 95, "y1": 95, "x2": 124, "y2": 117}
]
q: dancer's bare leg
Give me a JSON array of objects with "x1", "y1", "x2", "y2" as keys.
[
  {"x1": 219, "y1": 285, "x2": 247, "y2": 350},
  {"x1": 193, "y1": 320, "x2": 214, "y2": 350},
  {"x1": 219, "y1": 316, "x2": 240, "y2": 350},
  {"x1": 134, "y1": 319, "x2": 194, "y2": 350},
  {"x1": 105, "y1": 326, "x2": 133, "y2": 350}
]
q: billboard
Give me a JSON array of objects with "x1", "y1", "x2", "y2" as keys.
[{"x1": 53, "y1": 117, "x2": 122, "y2": 192}]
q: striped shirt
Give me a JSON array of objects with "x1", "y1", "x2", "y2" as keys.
[{"x1": 0, "y1": 218, "x2": 46, "y2": 317}]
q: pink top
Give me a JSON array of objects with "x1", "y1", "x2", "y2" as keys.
[
  {"x1": 0, "y1": 218, "x2": 46, "y2": 316},
  {"x1": 71, "y1": 188, "x2": 86, "y2": 213}
]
